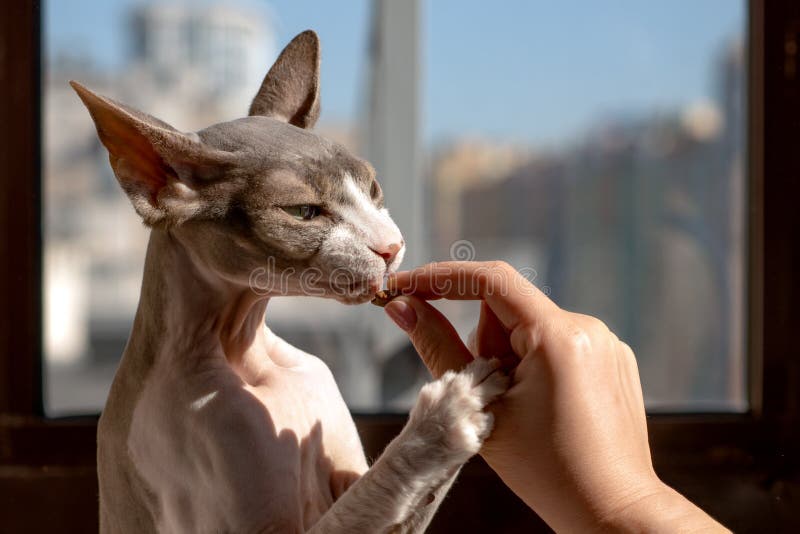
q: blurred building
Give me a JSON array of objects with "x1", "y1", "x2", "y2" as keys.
[
  {"x1": 127, "y1": 2, "x2": 275, "y2": 127},
  {"x1": 430, "y1": 40, "x2": 746, "y2": 410},
  {"x1": 431, "y1": 139, "x2": 532, "y2": 257}
]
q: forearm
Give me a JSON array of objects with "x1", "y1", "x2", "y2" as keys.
[
  {"x1": 392, "y1": 467, "x2": 461, "y2": 534},
  {"x1": 491, "y1": 466, "x2": 728, "y2": 534}
]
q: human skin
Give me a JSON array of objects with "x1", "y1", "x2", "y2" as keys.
[{"x1": 383, "y1": 261, "x2": 729, "y2": 533}]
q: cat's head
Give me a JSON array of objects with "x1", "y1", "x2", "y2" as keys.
[{"x1": 71, "y1": 30, "x2": 404, "y2": 305}]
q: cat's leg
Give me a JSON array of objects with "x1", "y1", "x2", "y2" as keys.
[{"x1": 308, "y1": 358, "x2": 509, "y2": 534}]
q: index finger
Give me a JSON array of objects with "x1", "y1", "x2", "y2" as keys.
[{"x1": 387, "y1": 261, "x2": 558, "y2": 331}]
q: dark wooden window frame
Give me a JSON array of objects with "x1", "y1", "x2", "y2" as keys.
[{"x1": 1, "y1": 2, "x2": 798, "y2": 532}]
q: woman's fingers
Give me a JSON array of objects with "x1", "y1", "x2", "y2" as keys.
[
  {"x1": 388, "y1": 261, "x2": 558, "y2": 358},
  {"x1": 384, "y1": 295, "x2": 474, "y2": 378},
  {"x1": 388, "y1": 261, "x2": 556, "y2": 329},
  {"x1": 476, "y1": 301, "x2": 515, "y2": 360}
]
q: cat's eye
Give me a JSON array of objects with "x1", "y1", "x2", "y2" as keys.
[{"x1": 282, "y1": 205, "x2": 322, "y2": 221}]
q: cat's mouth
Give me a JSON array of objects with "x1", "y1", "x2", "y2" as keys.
[
  {"x1": 333, "y1": 277, "x2": 383, "y2": 305},
  {"x1": 308, "y1": 254, "x2": 401, "y2": 305},
  {"x1": 323, "y1": 270, "x2": 391, "y2": 305},
  {"x1": 346, "y1": 279, "x2": 381, "y2": 293}
]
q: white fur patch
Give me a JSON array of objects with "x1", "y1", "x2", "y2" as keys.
[
  {"x1": 340, "y1": 174, "x2": 403, "y2": 253},
  {"x1": 326, "y1": 225, "x2": 357, "y2": 249},
  {"x1": 343, "y1": 177, "x2": 383, "y2": 222}
]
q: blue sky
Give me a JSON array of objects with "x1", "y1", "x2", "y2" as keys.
[{"x1": 46, "y1": 0, "x2": 744, "y2": 146}]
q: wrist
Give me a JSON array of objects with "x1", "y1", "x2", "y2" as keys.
[{"x1": 596, "y1": 480, "x2": 729, "y2": 533}]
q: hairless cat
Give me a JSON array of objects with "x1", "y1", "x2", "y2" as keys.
[{"x1": 72, "y1": 30, "x2": 508, "y2": 533}]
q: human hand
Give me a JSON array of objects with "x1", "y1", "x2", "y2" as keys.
[{"x1": 384, "y1": 261, "x2": 726, "y2": 532}]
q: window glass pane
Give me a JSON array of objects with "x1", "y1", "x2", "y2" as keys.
[
  {"x1": 424, "y1": 0, "x2": 747, "y2": 411},
  {"x1": 44, "y1": 0, "x2": 746, "y2": 415}
]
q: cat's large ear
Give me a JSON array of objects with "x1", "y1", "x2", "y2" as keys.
[
  {"x1": 70, "y1": 81, "x2": 234, "y2": 226},
  {"x1": 249, "y1": 30, "x2": 321, "y2": 129}
]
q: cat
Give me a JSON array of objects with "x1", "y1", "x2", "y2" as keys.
[{"x1": 72, "y1": 30, "x2": 508, "y2": 533}]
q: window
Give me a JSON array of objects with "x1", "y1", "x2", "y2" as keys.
[
  {"x1": 423, "y1": 1, "x2": 747, "y2": 412},
  {"x1": 44, "y1": 0, "x2": 747, "y2": 415},
  {"x1": 3, "y1": 1, "x2": 800, "y2": 532}
]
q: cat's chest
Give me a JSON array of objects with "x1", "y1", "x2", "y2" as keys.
[
  {"x1": 128, "y1": 355, "x2": 367, "y2": 531},
  {"x1": 247, "y1": 362, "x2": 366, "y2": 467},
  {"x1": 247, "y1": 365, "x2": 369, "y2": 509}
]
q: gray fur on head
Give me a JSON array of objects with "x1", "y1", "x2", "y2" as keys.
[{"x1": 71, "y1": 30, "x2": 405, "y2": 305}]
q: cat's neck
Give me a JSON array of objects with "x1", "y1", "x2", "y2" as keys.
[{"x1": 126, "y1": 228, "x2": 273, "y2": 379}]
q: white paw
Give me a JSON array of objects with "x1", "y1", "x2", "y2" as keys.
[{"x1": 407, "y1": 358, "x2": 510, "y2": 467}]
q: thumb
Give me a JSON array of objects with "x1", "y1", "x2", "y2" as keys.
[{"x1": 384, "y1": 296, "x2": 474, "y2": 378}]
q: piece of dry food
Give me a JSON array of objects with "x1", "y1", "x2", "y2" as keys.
[{"x1": 371, "y1": 289, "x2": 401, "y2": 307}]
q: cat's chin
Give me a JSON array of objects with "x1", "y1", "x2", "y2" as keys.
[
  {"x1": 326, "y1": 278, "x2": 384, "y2": 305},
  {"x1": 333, "y1": 293, "x2": 377, "y2": 305},
  {"x1": 315, "y1": 287, "x2": 376, "y2": 305}
]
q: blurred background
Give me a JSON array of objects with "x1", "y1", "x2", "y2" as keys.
[{"x1": 43, "y1": 0, "x2": 746, "y2": 415}]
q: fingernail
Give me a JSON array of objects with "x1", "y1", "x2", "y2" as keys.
[{"x1": 384, "y1": 298, "x2": 417, "y2": 332}]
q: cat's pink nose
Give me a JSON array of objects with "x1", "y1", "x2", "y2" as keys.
[{"x1": 370, "y1": 241, "x2": 403, "y2": 264}]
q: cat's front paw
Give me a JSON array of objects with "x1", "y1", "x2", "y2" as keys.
[{"x1": 408, "y1": 358, "x2": 510, "y2": 468}]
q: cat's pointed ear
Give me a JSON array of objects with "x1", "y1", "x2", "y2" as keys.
[
  {"x1": 70, "y1": 81, "x2": 234, "y2": 226},
  {"x1": 249, "y1": 30, "x2": 321, "y2": 129}
]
